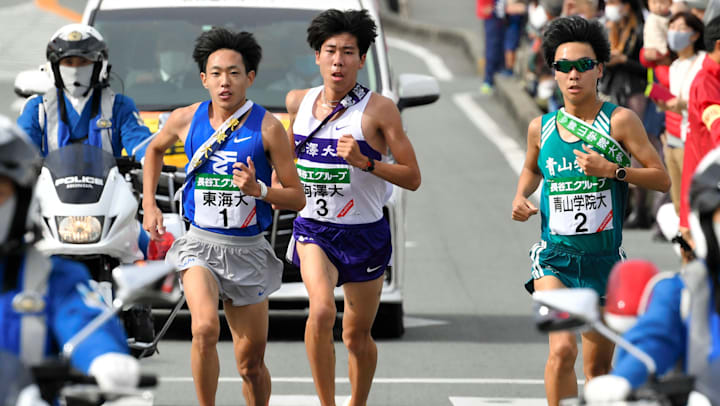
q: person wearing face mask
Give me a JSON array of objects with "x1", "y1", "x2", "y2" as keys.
[
  {"x1": 678, "y1": 16, "x2": 720, "y2": 261},
  {"x1": 0, "y1": 116, "x2": 141, "y2": 403},
  {"x1": 655, "y1": 12, "x2": 706, "y2": 253},
  {"x1": 584, "y1": 146, "x2": 720, "y2": 405},
  {"x1": 15, "y1": 24, "x2": 156, "y2": 346},
  {"x1": 16, "y1": 24, "x2": 151, "y2": 159},
  {"x1": 601, "y1": 0, "x2": 660, "y2": 230}
]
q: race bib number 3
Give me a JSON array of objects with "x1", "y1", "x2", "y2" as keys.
[
  {"x1": 296, "y1": 164, "x2": 353, "y2": 218},
  {"x1": 547, "y1": 177, "x2": 614, "y2": 236},
  {"x1": 194, "y1": 173, "x2": 256, "y2": 229}
]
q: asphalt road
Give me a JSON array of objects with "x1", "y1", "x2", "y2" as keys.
[{"x1": 0, "y1": 2, "x2": 682, "y2": 405}]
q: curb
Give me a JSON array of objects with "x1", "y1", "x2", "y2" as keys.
[{"x1": 380, "y1": 10, "x2": 542, "y2": 144}]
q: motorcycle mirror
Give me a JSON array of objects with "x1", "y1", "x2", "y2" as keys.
[
  {"x1": 112, "y1": 261, "x2": 175, "y2": 307},
  {"x1": 14, "y1": 68, "x2": 52, "y2": 98},
  {"x1": 532, "y1": 288, "x2": 599, "y2": 333},
  {"x1": 532, "y1": 288, "x2": 659, "y2": 377},
  {"x1": 62, "y1": 262, "x2": 174, "y2": 359}
]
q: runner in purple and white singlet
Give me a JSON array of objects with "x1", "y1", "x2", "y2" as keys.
[{"x1": 285, "y1": 9, "x2": 421, "y2": 406}]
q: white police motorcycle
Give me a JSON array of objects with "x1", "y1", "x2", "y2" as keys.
[{"x1": 33, "y1": 143, "x2": 162, "y2": 355}]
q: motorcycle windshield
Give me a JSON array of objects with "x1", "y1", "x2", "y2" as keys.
[{"x1": 44, "y1": 144, "x2": 116, "y2": 204}]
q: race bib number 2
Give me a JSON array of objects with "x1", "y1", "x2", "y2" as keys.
[
  {"x1": 547, "y1": 177, "x2": 614, "y2": 236},
  {"x1": 194, "y1": 173, "x2": 256, "y2": 229}
]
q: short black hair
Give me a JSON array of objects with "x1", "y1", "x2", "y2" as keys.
[
  {"x1": 704, "y1": 16, "x2": 720, "y2": 52},
  {"x1": 307, "y1": 9, "x2": 377, "y2": 56},
  {"x1": 192, "y1": 27, "x2": 262, "y2": 74},
  {"x1": 670, "y1": 12, "x2": 705, "y2": 53},
  {"x1": 541, "y1": 16, "x2": 611, "y2": 68}
]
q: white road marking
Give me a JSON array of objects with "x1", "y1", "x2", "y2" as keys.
[
  {"x1": 404, "y1": 316, "x2": 450, "y2": 328},
  {"x1": 450, "y1": 397, "x2": 547, "y2": 406},
  {"x1": 452, "y1": 92, "x2": 541, "y2": 203},
  {"x1": 160, "y1": 377, "x2": 548, "y2": 385},
  {"x1": 386, "y1": 36, "x2": 454, "y2": 81}
]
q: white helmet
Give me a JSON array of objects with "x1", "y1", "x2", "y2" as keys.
[
  {"x1": 46, "y1": 24, "x2": 110, "y2": 93},
  {"x1": 0, "y1": 115, "x2": 41, "y2": 256}
]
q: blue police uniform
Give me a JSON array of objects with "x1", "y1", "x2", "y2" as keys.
[
  {"x1": 17, "y1": 89, "x2": 151, "y2": 159},
  {"x1": 612, "y1": 263, "x2": 720, "y2": 403},
  {"x1": 0, "y1": 248, "x2": 128, "y2": 374}
]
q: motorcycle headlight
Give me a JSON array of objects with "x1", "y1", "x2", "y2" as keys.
[{"x1": 56, "y1": 216, "x2": 104, "y2": 244}]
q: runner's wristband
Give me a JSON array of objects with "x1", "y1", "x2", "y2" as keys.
[{"x1": 257, "y1": 180, "x2": 268, "y2": 200}]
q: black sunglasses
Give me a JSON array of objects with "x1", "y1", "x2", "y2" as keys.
[{"x1": 552, "y1": 58, "x2": 599, "y2": 73}]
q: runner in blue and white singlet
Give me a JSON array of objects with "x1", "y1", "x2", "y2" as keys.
[
  {"x1": 182, "y1": 101, "x2": 273, "y2": 236},
  {"x1": 141, "y1": 28, "x2": 304, "y2": 405}
]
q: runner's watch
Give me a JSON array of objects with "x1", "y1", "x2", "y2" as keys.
[
  {"x1": 615, "y1": 165, "x2": 627, "y2": 181},
  {"x1": 257, "y1": 179, "x2": 268, "y2": 199},
  {"x1": 362, "y1": 157, "x2": 375, "y2": 172}
]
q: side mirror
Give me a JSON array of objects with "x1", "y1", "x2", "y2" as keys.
[
  {"x1": 112, "y1": 261, "x2": 175, "y2": 306},
  {"x1": 62, "y1": 261, "x2": 174, "y2": 358},
  {"x1": 397, "y1": 73, "x2": 439, "y2": 111},
  {"x1": 532, "y1": 288, "x2": 658, "y2": 376},
  {"x1": 14, "y1": 67, "x2": 53, "y2": 98},
  {"x1": 532, "y1": 288, "x2": 600, "y2": 333}
]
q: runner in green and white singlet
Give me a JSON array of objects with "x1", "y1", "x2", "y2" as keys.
[
  {"x1": 511, "y1": 16, "x2": 670, "y2": 406},
  {"x1": 538, "y1": 101, "x2": 628, "y2": 254}
]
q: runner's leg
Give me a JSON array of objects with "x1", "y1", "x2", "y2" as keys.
[
  {"x1": 297, "y1": 242, "x2": 340, "y2": 406},
  {"x1": 224, "y1": 299, "x2": 272, "y2": 406},
  {"x1": 342, "y1": 277, "x2": 384, "y2": 406},
  {"x1": 535, "y1": 275, "x2": 578, "y2": 406},
  {"x1": 581, "y1": 324, "x2": 615, "y2": 381},
  {"x1": 182, "y1": 266, "x2": 221, "y2": 406}
]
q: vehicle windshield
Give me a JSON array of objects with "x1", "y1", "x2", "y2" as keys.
[
  {"x1": 44, "y1": 144, "x2": 115, "y2": 204},
  {"x1": 93, "y1": 7, "x2": 378, "y2": 111}
]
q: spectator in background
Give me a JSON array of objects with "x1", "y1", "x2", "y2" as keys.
[
  {"x1": 505, "y1": 0, "x2": 529, "y2": 75},
  {"x1": 600, "y1": 0, "x2": 653, "y2": 228},
  {"x1": 656, "y1": 12, "x2": 705, "y2": 220},
  {"x1": 526, "y1": 0, "x2": 565, "y2": 110},
  {"x1": 563, "y1": 0, "x2": 602, "y2": 19},
  {"x1": 601, "y1": 0, "x2": 647, "y2": 113},
  {"x1": 679, "y1": 16, "x2": 720, "y2": 257},
  {"x1": 478, "y1": 0, "x2": 507, "y2": 94},
  {"x1": 644, "y1": 0, "x2": 673, "y2": 64},
  {"x1": 672, "y1": 0, "x2": 689, "y2": 15}
]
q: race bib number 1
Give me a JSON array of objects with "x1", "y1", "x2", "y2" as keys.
[
  {"x1": 194, "y1": 173, "x2": 256, "y2": 229},
  {"x1": 547, "y1": 177, "x2": 614, "y2": 236}
]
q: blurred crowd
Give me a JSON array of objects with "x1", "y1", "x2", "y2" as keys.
[{"x1": 478, "y1": 0, "x2": 720, "y2": 240}]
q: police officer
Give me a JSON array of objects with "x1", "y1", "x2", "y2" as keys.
[
  {"x1": 585, "y1": 146, "x2": 720, "y2": 404},
  {"x1": 0, "y1": 116, "x2": 140, "y2": 401}
]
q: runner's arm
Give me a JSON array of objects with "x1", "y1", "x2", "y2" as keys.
[
  {"x1": 284, "y1": 89, "x2": 308, "y2": 159},
  {"x1": 141, "y1": 105, "x2": 193, "y2": 238},
  {"x1": 261, "y1": 113, "x2": 305, "y2": 211},
  {"x1": 512, "y1": 117, "x2": 542, "y2": 221},
  {"x1": 362, "y1": 95, "x2": 421, "y2": 191},
  {"x1": 611, "y1": 107, "x2": 670, "y2": 192}
]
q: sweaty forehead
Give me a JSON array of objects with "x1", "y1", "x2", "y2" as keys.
[{"x1": 554, "y1": 42, "x2": 597, "y2": 60}]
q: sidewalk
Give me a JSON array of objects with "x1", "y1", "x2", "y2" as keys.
[{"x1": 379, "y1": 0, "x2": 542, "y2": 142}]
